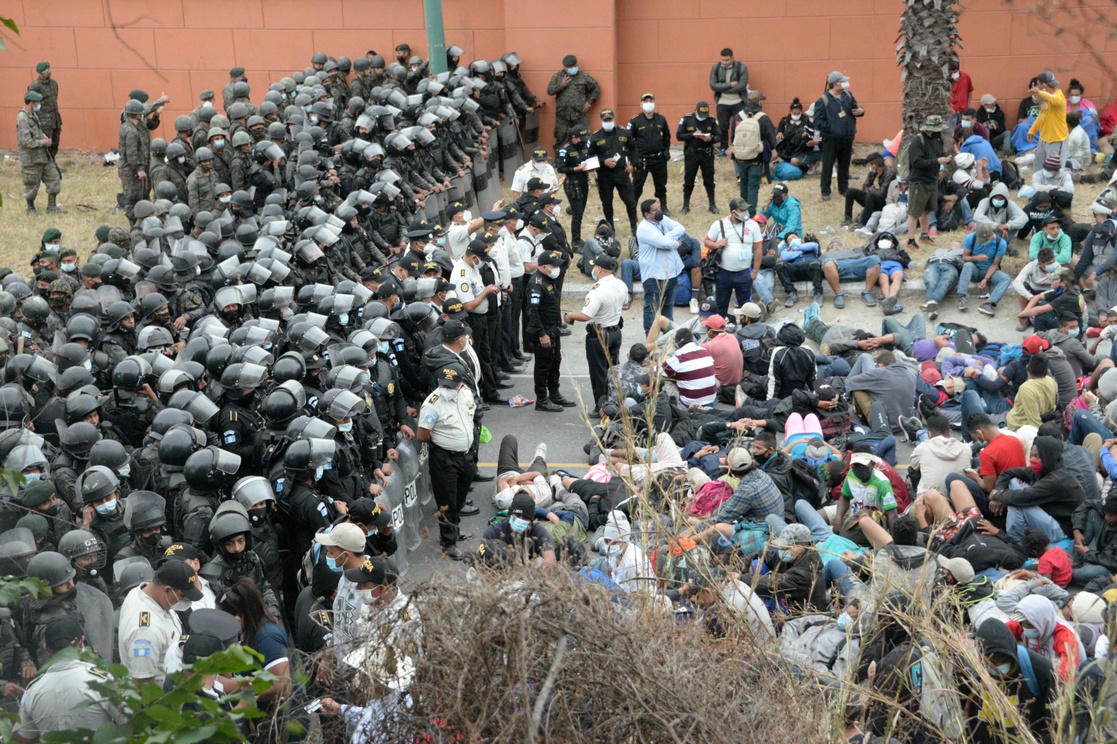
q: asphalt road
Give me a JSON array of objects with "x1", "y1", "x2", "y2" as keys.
[{"x1": 397, "y1": 285, "x2": 1025, "y2": 586}]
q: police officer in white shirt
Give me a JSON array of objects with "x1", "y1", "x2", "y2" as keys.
[
  {"x1": 445, "y1": 202, "x2": 485, "y2": 259},
  {"x1": 450, "y1": 239, "x2": 505, "y2": 403},
  {"x1": 564, "y1": 254, "x2": 628, "y2": 416},
  {"x1": 511, "y1": 147, "x2": 559, "y2": 198},
  {"x1": 118, "y1": 560, "x2": 203, "y2": 685},
  {"x1": 416, "y1": 362, "x2": 476, "y2": 560}
]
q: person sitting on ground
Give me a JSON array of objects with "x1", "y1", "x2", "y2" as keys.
[
  {"x1": 863, "y1": 231, "x2": 908, "y2": 315},
  {"x1": 699, "y1": 312, "x2": 742, "y2": 390},
  {"x1": 680, "y1": 447, "x2": 783, "y2": 543},
  {"x1": 843, "y1": 153, "x2": 895, "y2": 229},
  {"x1": 993, "y1": 435, "x2": 1086, "y2": 544},
  {"x1": 766, "y1": 323, "x2": 816, "y2": 401},
  {"x1": 607, "y1": 343, "x2": 649, "y2": 404},
  {"x1": 833, "y1": 452, "x2": 898, "y2": 545},
  {"x1": 908, "y1": 414, "x2": 971, "y2": 497},
  {"x1": 957, "y1": 223, "x2": 1012, "y2": 317},
  {"x1": 966, "y1": 619, "x2": 1057, "y2": 744},
  {"x1": 660, "y1": 327, "x2": 718, "y2": 408},
  {"x1": 775, "y1": 231, "x2": 825, "y2": 308},
  {"x1": 1013, "y1": 247, "x2": 1059, "y2": 330},
  {"x1": 919, "y1": 241, "x2": 964, "y2": 320},
  {"x1": 1005, "y1": 594, "x2": 1086, "y2": 681},
  {"x1": 819, "y1": 237, "x2": 884, "y2": 310},
  {"x1": 1065, "y1": 110, "x2": 1093, "y2": 172},
  {"x1": 1020, "y1": 528, "x2": 1072, "y2": 587},
  {"x1": 761, "y1": 183, "x2": 803, "y2": 240},
  {"x1": 1005, "y1": 354, "x2": 1059, "y2": 430},
  {"x1": 599, "y1": 510, "x2": 655, "y2": 595},
  {"x1": 1018, "y1": 274, "x2": 1084, "y2": 334},
  {"x1": 976, "y1": 94, "x2": 1011, "y2": 151},
  {"x1": 775, "y1": 98, "x2": 822, "y2": 172},
  {"x1": 750, "y1": 523, "x2": 827, "y2": 613},
  {"x1": 974, "y1": 182, "x2": 1028, "y2": 242},
  {"x1": 845, "y1": 350, "x2": 918, "y2": 433},
  {"x1": 1029, "y1": 216, "x2": 1072, "y2": 267},
  {"x1": 480, "y1": 491, "x2": 557, "y2": 568},
  {"x1": 1032, "y1": 154, "x2": 1076, "y2": 197}
]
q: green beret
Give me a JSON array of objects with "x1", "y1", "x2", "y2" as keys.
[
  {"x1": 36, "y1": 270, "x2": 58, "y2": 283},
  {"x1": 16, "y1": 513, "x2": 48, "y2": 540},
  {"x1": 230, "y1": 66, "x2": 245, "y2": 77},
  {"x1": 94, "y1": 225, "x2": 112, "y2": 243},
  {"x1": 17, "y1": 478, "x2": 56, "y2": 508},
  {"x1": 99, "y1": 245, "x2": 126, "y2": 259},
  {"x1": 41, "y1": 227, "x2": 61, "y2": 244},
  {"x1": 200, "y1": 89, "x2": 215, "y2": 100},
  {"x1": 24, "y1": 90, "x2": 42, "y2": 103},
  {"x1": 80, "y1": 263, "x2": 102, "y2": 278},
  {"x1": 129, "y1": 89, "x2": 149, "y2": 103},
  {"x1": 59, "y1": 248, "x2": 77, "y2": 259},
  {"x1": 36, "y1": 62, "x2": 49, "y2": 74}
]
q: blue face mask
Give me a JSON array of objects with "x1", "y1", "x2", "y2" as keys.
[
  {"x1": 325, "y1": 553, "x2": 345, "y2": 572},
  {"x1": 61, "y1": 263, "x2": 76, "y2": 272},
  {"x1": 995, "y1": 662, "x2": 1013, "y2": 676},
  {"x1": 338, "y1": 420, "x2": 353, "y2": 433},
  {"x1": 509, "y1": 516, "x2": 530, "y2": 533},
  {"x1": 23, "y1": 472, "x2": 41, "y2": 483},
  {"x1": 338, "y1": 313, "x2": 349, "y2": 326},
  {"x1": 1023, "y1": 627, "x2": 1041, "y2": 639},
  {"x1": 378, "y1": 341, "x2": 390, "y2": 355},
  {"x1": 566, "y1": 67, "x2": 578, "y2": 76},
  {"x1": 94, "y1": 499, "x2": 117, "y2": 515},
  {"x1": 315, "y1": 465, "x2": 324, "y2": 482},
  {"x1": 778, "y1": 549, "x2": 794, "y2": 563},
  {"x1": 836, "y1": 612, "x2": 853, "y2": 630}
]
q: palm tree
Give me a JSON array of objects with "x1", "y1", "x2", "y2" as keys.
[{"x1": 896, "y1": 0, "x2": 961, "y2": 178}]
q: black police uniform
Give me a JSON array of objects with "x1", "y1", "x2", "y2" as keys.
[
  {"x1": 676, "y1": 106, "x2": 722, "y2": 213},
  {"x1": 218, "y1": 395, "x2": 264, "y2": 477},
  {"x1": 524, "y1": 264, "x2": 566, "y2": 410},
  {"x1": 626, "y1": 109, "x2": 672, "y2": 211},
  {"x1": 587, "y1": 116, "x2": 639, "y2": 236},
  {"x1": 556, "y1": 130, "x2": 591, "y2": 243}
]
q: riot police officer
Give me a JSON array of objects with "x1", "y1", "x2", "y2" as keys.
[
  {"x1": 627, "y1": 93, "x2": 672, "y2": 212},
  {"x1": 101, "y1": 356, "x2": 163, "y2": 450},
  {"x1": 217, "y1": 362, "x2": 267, "y2": 477},
  {"x1": 114, "y1": 490, "x2": 171, "y2": 569},
  {"x1": 556, "y1": 124, "x2": 591, "y2": 244},
  {"x1": 677, "y1": 100, "x2": 722, "y2": 215},
  {"x1": 178, "y1": 446, "x2": 241, "y2": 551},
  {"x1": 204, "y1": 502, "x2": 280, "y2": 617},
  {"x1": 587, "y1": 109, "x2": 639, "y2": 237},
  {"x1": 525, "y1": 250, "x2": 574, "y2": 413},
  {"x1": 318, "y1": 389, "x2": 373, "y2": 503},
  {"x1": 231, "y1": 476, "x2": 283, "y2": 603}
]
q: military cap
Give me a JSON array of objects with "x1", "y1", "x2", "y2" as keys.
[
  {"x1": 41, "y1": 227, "x2": 62, "y2": 244},
  {"x1": 436, "y1": 361, "x2": 467, "y2": 386},
  {"x1": 562, "y1": 54, "x2": 577, "y2": 67},
  {"x1": 641, "y1": 92, "x2": 655, "y2": 101},
  {"x1": 442, "y1": 319, "x2": 471, "y2": 341},
  {"x1": 344, "y1": 555, "x2": 398, "y2": 585},
  {"x1": 528, "y1": 212, "x2": 551, "y2": 230},
  {"x1": 531, "y1": 147, "x2": 548, "y2": 162},
  {"x1": 442, "y1": 299, "x2": 467, "y2": 320},
  {"x1": 44, "y1": 618, "x2": 84, "y2": 651},
  {"x1": 592, "y1": 254, "x2": 617, "y2": 271},
  {"x1": 599, "y1": 108, "x2": 615, "y2": 120},
  {"x1": 465, "y1": 240, "x2": 493, "y2": 262},
  {"x1": 94, "y1": 225, "x2": 112, "y2": 243},
  {"x1": 396, "y1": 43, "x2": 411, "y2": 52},
  {"x1": 446, "y1": 202, "x2": 467, "y2": 217},
  {"x1": 199, "y1": 89, "x2": 215, "y2": 100},
  {"x1": 16, "y1": 514, "x2": 47, "y2": 541},
  {"x1": 36, "y1": 62, "x2": 50, "y2": 74},
  {"x1": 24, "y1": 91, "x2": 42, "y2": 103},
  {"x1": 696, "y1": 101, "x2": 710, "y2": 114},
  {"x1": 349, "y1": 498, "x2": 392, "y2": 527},
  {"x1": 36, "y1": 270, "x2": 58, "y2": 283},
  {"x1": 525, "y1": 177, "x2": 546, "y2": 192},
  {"x1": 16, "y1": 479, "x2": 56, "y2": 508},
  {"x1": 108, "y1": 226, "x2": 130, "y2": 247},
  {"x1": 230, "y1": 66, "x2": 246, "y2": 77}
]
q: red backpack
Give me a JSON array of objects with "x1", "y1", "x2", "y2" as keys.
[{"x1": 688, "y1": 479, "x2": 733, "y2": 517}]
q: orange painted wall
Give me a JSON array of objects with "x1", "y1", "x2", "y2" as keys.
[{"x1": 1, "y1": 0, "x2": 1115, "y2": 152}]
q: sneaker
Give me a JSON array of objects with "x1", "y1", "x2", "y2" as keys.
[
  {"x1": 533, "y1": 442, "x2": 548, "y2": 463},
  {"x1": 978, "y1": 301, "x2": 997, "y2": 317},
  {"x1": 622, "y1": 294, "x2": 632, "y2": 311},
  {"x1": 765, "y1": 299, "x2": 777, "y2": 318},
  {"x1": 854, "y1": 226, "x2": 874, "y2": 239},
  {"x1": 957, "y1": 295, "x2": 968, "y2": 311},
  {"x1": 735, "y1": 386, "x2": 752, "y2": 408},
  {"x1": 820, "y1": 194, "x2": 831, "y2": 202},
  {"x1": 784, "y1": 290, "x2": 799, "y2": 308},
  {"x1": 900, "y1": 415, "x2": 923, "y2": 443},
  {"x1": 813, "y1": 292, "x2": 824, "y2": 307},
  {"x1": 928, "y1": 227, "x2": 938, "y2": 238},
  {"x1": 1015, "y1": 319, "x2": 1031, "y2": 332},
  {"x1": 833, "y1": 293, "x2": 846, "y2": 309},
  {"x1": 883, "y1": 301, "x2": 903, "y2": 316},
  {"x1": 920, "y1": 299, "x2": 939, "y2": 313},
  {"x1": 841, "y1": 218, "x2": 852, "y2": 228},
  {"x1": 689, "y1": 297, "x2": 700, "y2": 314},
  {"x1": 802, "y1": 300, "x2": 820, "y2": 329},
  {"x1": 927, "y1": 307, "x2": 940, "y2": 321},
  {"x1": 443, "y1": 545, "x2": 466, "y2": 561},
  {"x1": 920, "y1": 233, "x2": 937, "y2": 246}
]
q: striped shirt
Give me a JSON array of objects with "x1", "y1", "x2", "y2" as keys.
[{"x1": 661, "y1": 342, "x2": 718, "y2": 407}]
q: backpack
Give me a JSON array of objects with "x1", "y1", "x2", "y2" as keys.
[
  {"x1": 774, "y1": 161, "x2": 804, "y2": 181},
  {"x1": 1001, "y1": 160, "x2": 1023, "y2": 190},
  {"x1": 732, "y1": 111, "x2": 765, "y2": 161},
  {"x1": 779, "y1": 616, "x2": 855, "y2": 676},
  {"x1": 910, "y1": 641, "x2": 965, "y2": 740},
  {"x1": 738, "y1": 326, "x2": 778, "y2": 377},
  {"x1": 996, "y1": 343, "x2": 1024, "y2": 368},
  {"x1": 789, "y1": 458, "x2": 827, "y2": 508},
  {"x1": 688, "y1": 479, "x2": 734, "y2": 517}
]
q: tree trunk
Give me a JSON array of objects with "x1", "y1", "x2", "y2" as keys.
[{"x1": 896, "y1": 0, "x2": 960, "y2": 180}]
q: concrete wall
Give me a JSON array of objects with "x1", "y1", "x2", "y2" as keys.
[{"x1": 1, "y1": 0, "x2": 1114, "y2": 151}]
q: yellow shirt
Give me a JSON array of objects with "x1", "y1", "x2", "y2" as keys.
[
  {"x1": 1006, "y1": 375, "x2": 1058, "y2": 430},
  {"x1": 1028, "y1": 89, "x2": 1068, "y2": 144}
]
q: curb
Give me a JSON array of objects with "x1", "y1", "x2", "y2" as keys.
[{"x1": 561, "y1": 277, "x2": 929, "y2": 297}]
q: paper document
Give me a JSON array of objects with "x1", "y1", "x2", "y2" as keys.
[{"x1": 583, "y1": 156, "x2": 601, "y2": 170}]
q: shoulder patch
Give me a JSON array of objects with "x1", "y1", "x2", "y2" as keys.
[
  {"x1": 317, "y1": 610, "x2": 331, "y2": 627},
  {"x1": 138, "y1": 611, "x2": 151, "y2": 628},
  {"x1": 89, "y1": 666, "x2": 109, "y2": 679}
]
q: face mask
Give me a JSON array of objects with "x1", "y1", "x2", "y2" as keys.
[
  {"x1": 171, "y1": 598, "x2": 192, "y2": 612},
  {"x1": 566, "y1": 67, "x2": 578, "y2": 75},
  {"x1": 214, "y1": 139, "x2": 225, "y2": 148},
  {"x1": 142, "y1": 532, "x2": 163, "y2": 548},
  {"x1": 441, "y1": 386, "x2": 460, "y2": 401},
  {"x1": 836, "y1": 612, "x2": 853, "y2": 630},
  {"x1": 778, "y1": 549, "x2": 794, "y2": 563},
  {"x1": 462, "y1": 210, "x2": 473, "y2": 222},
  {"x1": 1070, "y1": 95, "x2": 1082, "y2": 104},
  {"x1": 1032, "y1": 95, "x2": 1039, "y2": 103},
  {"x1": 695, "y1": 114, "x2": 707, "y2": 121},
  {"x1": 606, "y1": 543, "x2": 624, "y2": 556},
  {"x1": 314, "y1": 195, "x2": 324, "y2": 204},
  {"x1": 45, "y1": 244, "x2": 60, "y2": 252},
  {"x1": 118, "y1": 464, "x2": 131, "y2": 479},
  {"x1": 509, "y1": 516, "x2": 530, "y2": 533},
  {"x1": 24, "y1": 472, "x2": 41, "y2": 483},
  {"x1": 652, "y1": 209, "x2": 664, "y2": 222},
  {"x1": 985, "y1": 106, "x2": 996, "y2": 114},
  {"x1": 790, "y1": 114, "x2": 801, "y2": 121},
  {"x1": 41, "y1": 503, "x2": 60, "y2": 518},
  {"x1": 602, "y1": 121, "x2": 615, "y2": 132},
  {"x1": 991, "y1": 197, "x2": 1006, "y2": 208},
  {"x1": 851, "y1": 465, "x2": 873, "y2": 482},
  {"x1": 315, "y1": 465, "x2": 325, "y2": 482},
  {"x1": 1023, "y1": 627, "x2": 1041, "y2": 640},
  {"x1": 338, "y1": 313, "x2": 349, "y2": 326},
  {"x1": 1044, "y1": 262, "x2": 1060, "y2": 274},
  {"x1": 642, "y1": 102, "x2": 655, "y2": 114},
  {"x1": 94, "y1": 499, "x2": 117, "y2": 515},
  {"x1": 309, "y1": 114, "x2": 320, "y2": 124},
  {"x1": 951, "y1": 72, "x2": 960, "y2": 80},
  {"x1": 34, "y1": 104, "x2": 41, "y2": 112},
  {"x1": 548, "y1": 267, "x2": 562, "y2": 279},
  {"x1": 789, "y1": 237, "x2": 801, "y2": 248},
  {"x1": 338, "y1": 420, "x2": 353, "y2": 433},
  {"x1": 995, "y1": 662, "x2": 1013, "y2": 676},
  {"x1": 961, "y1": 119, "x2": 973, "y2": 129},
  {"x1": 61, "y1": 263, "x2": 76, "y2": 273},
  {"x1": 325, "y1": 553, "x2": 345, "y2": 572},
  {"x1": 355, "y1": 588, "x2": 376, "y2": 605},
  {"x1": 378, "y1": 341, "x2": 390, "y2": 355},
  {"x1": 219, "y1": 195, "x2": 231, "y2": 204},
  {"x1": 248, "y1": 507, "x2": 267, "y2": 525},
  {"x1": 840, "y1": 81, "x2": 850, "y2": 89},
  {"x1": 878, "y1": 239, "x2": 894, "y2": 250},
  {"x1": 203, "y1": 101, "x2": 214, "y2": 109},
  {"x1": 83, "y1": 359, "x2": 93, "y2": 372}
]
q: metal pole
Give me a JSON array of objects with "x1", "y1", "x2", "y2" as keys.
[{"x1": 424, "y1": 0, "x2": 447, "y2": 75}]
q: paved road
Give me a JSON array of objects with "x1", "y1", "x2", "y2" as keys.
[{"x1": 398, "y1": 288, "x2": 1023, "y2": 585}]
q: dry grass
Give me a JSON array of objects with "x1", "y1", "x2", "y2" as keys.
[{"x1": 0, "y1": 142, "x2": 1103, "y2": 281}]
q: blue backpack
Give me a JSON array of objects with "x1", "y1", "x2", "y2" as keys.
[
  {"x1": 997, "y1": 343, "x2": 1024, "y2": 368},
  {"x1": 774, "y1": 161, "x2": 804, "y2": 181},
  {"x1": 1015, "y1": 645, "x2": 1040, "y2": 697}
]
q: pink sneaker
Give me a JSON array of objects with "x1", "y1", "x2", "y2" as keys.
[{"x1": 928, "y1": 227, "x2": 938, "y2": 238}]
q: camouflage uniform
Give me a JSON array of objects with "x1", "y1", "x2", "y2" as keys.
[
  {"x1": 118, "y1": 116, "x2": 149, "y2": 223},
  {"x1": 16, "y1": 108, "x2": 60, "y2": 205},
  {"x1": 546, "y1": 68, "x2": 601, "y2": 148},
  {"x1": 230, "y1": 149, "x2": 252, "y2": 192},
  {"x1": 186, "y1": 165, "x2": 218, "y2": 214},
  {"x1": 153, "y1": 159, "x2": 189, "y2": 204},
  {"x1": 27, "y1": 76, "x2": 61, "y2": 158},
  {"x1": 170, "y1": 132, "x2": 196, "y2": 172}
]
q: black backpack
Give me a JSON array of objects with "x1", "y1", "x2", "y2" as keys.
[{"x1": 789, "y1": 458, "x2": 827, "y2": 509}]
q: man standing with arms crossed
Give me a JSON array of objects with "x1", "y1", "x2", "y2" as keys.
[
  {"x1": 17, "y1": 90, "x2": 62, "y2": 215},
  {"x1": 564, "y1": 254, "x2": 627, "y2": 417},
  {"x1": 709, "y1": 48, "x2": 749, "y2": 156}
]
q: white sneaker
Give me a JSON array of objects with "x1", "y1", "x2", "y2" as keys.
[
  {"x1": 533, "y1": 442, "x2": 548, "y2": 463},
  {"x1": 854, "y1": 226, "x2": 873, "y2": 238},
  {"x1": 689, "y1": 298, "x2": 700, "y2": 314}
]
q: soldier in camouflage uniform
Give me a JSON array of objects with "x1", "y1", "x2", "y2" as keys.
[
  {"x1": 546, "y1": 54, "x2": 600, "y2": 151},
  {"x1": 118, "y1": 99, "x2": 150, "y2": 224},
  {"x1": 187, "y1": 147, "x2": 219, "y2": 214},
  {"x1": 222, "y1": 67, "x2": 246, "y2": 112},
  {"x1": 27, "y1": 62, "x2": 61, "y2": 159},
  {"x1": 190, "y1": 88, "x2": 216, "y2": 124},
  {"x1": 170, "y1": 115, "x2": 197, "y2": 172},
  {"x1": 228, "y1": 131, "x2": 254, "y2": 192},
  {"x1": 207, "y1": 126, "x2": 233, "y2": 185},
  {"x1": 16, "y1": 91, "x2": 62, "y2": 215}
]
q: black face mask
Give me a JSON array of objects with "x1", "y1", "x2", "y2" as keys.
[
  {"x1": 248, "y1": 508, "x2": 267, "y2": 526},
  {"x1": 40, "y1": 503, "x2": 60, "y2": 518},
  {"x1": 142, "y1": 532, "x2": 163, "y2": 548},
  {"x1": 652, "y1": 210, "x2": 664, "y2": 222},
  {"x1": 55, "y1": 586, "x2": 77, "y2": 603},
  {"x1": 851, "y1": 464, "x2": 873, "y2": 482}
]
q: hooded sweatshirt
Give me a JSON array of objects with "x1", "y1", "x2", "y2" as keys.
[
  {"x1": 974, "y1": 182, "x2": 1028, "y2": 232},
  {"x1": 1005, "y1": 594, "x2": 1085, "y2": 681},
  {"x1": 910, "y1": 435, "x2": 972, "y2": 495},
  {"x1": 767, "y1": 324, "x2": 815, "y2": 401},
  {"x1": 995, "y1": 436, "x2": 1086, "y2": 537},
  {"x1": 968, "y1": 619, "x2": 1056, "y2": 743}
]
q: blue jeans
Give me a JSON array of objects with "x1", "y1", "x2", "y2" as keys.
[
  {"x1": 1006, "y1": 505, "x2": 1067, "y2": 543},
  {"x1": 823, "y1": 255, "x2": 881, "y2": 281},
  {"x1": 882, "y1": 314, "x2": 926, "y2": 356},
  {"x1": 754, "y1": 269, "x2": 774, "y2": 305},
  {"x1": 679, "y1": 235, "x2": 703, "y2": 269},
  {"x1": 816, "y1": 354, "x2": 851, "y2": 379},
  {"x1": 642, "y1": 276, "x2": 678, "y2": 333},
  {"x1": 959, "y1": 389, "x2": 1010, "y2": 441},
  {"x1": 734, "y1": 160, "x2": 764, "y2": 213},
  {"x1": 715, "y1": 269, "x2": 754, "y2": 317},
  {"x1": 621, "y1": 259, "x2": 641, "y2": 293},
  {"x1": 849, "y1": 352, "x2": 877, "y2": 378},
  {"x1": 957, "y1": 263, "x2": 1011, "y2": 305},
  {"x1": 923, "y1": 262, "x2": 960, "y2": 303},
  {"x1": 1032, "y1": 310, "x2": 1060, "y2": 333},
  {"x1": 1070, "y1": 409, "x2": 1114, "y2": 445}
]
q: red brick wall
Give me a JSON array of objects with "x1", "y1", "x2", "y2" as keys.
[{"x1": 1, "y1": 0, "x2": 1114, "y2": 151}]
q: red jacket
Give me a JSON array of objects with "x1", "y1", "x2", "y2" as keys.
[{"x1": 1006, "y1": 618, "x2": 1080, "y2": 681}]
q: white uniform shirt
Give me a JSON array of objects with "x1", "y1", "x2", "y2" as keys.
[
  {"x1": 511, "y1": 161, "x2": 558, "y2": 194},
  {"x1": 447, "y1": 221, "x2": 473, "y2": 259},
  {"x1": 118, "y1": 584, "x2": 182, "y2": 683},
  {"x1": 16, "y1": 659, "x2": 121, "y2": 738},
  {"x1": 707, "y1": 216, "x2": 762, "y2": 272},
  {"x1": 581, "y1": 274, "x2": 627, "y2": 328},
  {"x1": 449, "y1": 258, "x2": 489, "y2": 314},
  {"x1": 501, "y1": 226, "x2": 525, "y2": 279},
  {"x1": 418, "y1": 385, "x2": 477, "y2": 452}
]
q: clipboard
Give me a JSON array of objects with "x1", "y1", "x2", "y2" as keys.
[{"x1": 583, "y1": 156, "x2": 601, "y2": 171}]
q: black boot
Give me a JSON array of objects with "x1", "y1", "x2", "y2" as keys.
[
  {"x1": 535, "y1": 398, "x2": 563, "y2": 413},
  {"x1": 45, "y1": 193, "x2": 65, "y2": 214},
  {"x1": 549, "y1": 392, "x2": 577, "y2": 407},
  {"x1": 680, "y1": 201, "x2": 691, "y2": 215},
  {"x1": 26, "y1": 199, "x2": 38, "y2": 215}
]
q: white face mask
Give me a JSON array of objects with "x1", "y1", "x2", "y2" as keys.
[
  {"x1": 602, "y1": 121, "x2": 615, "y2": 132},
  {"x1": 985, "y1": 106, "x2": 996, "y2": 113},
  {"x1": 441, "y1": 386, "x2": 460, "y2": 401},
  {"x1": 790, "y1": 114, "x2": 801, "y2": 121},
  {"x1": 1069, "y1": 95, "x2": 1082, "y2": 104},
  {"x1": 951, "y1": 72, "x2": 960, "y2": 80},
  {"x1": 171, "y1": 597, "x2": 192, "y2": 612},
  {"x1": 546, "y1": 266, "x2": 561, "y2": 279},
  {"x1": 355, "y1": 588, "x2": 376, "y2": 605},
  {"x1": 641, "y1": 102, "x2": 655, "y2": 114},
  {"x1": 840, "y1": 80, "x2": 850, "y2": 89},
  {"x1": 878, "y1": 239, "x2": 894, "y2": 249},
  {"x1": 176, "y1": 156, "x2": 185, "y2": 164}
]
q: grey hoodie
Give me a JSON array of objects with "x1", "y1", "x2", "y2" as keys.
[
  {"x1": 974, "y1": 182, "x2": 1027, "y2": 232},
  {"x1": 910, "y1": 435, "x2": 972, "y2": 495}
]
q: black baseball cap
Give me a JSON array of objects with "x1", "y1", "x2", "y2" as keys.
[
  {"x1": 600, "y1": 108, "x2": 615, "y2": 120},
  {"x1": 350, "y1": 498, "x2": 392, "y2": 527},
  {"x1": 537, "y1": 250, "x2": 566, "y2": 267},
  {"x1": 529, "y1": 212, "x2": 551, "y2": 230},
  {"x1": 532, "y1": 147, "x2": 548, "y2": 162},
  {"x1": 592, "y1": 254, "x2": 617, "y2": 271},
  {"x1": 45, "y1": 617, "x2": 84, "y2": 651},
  {"x1": 344, "y1": 554, "x2": 399, "y2": 585},
  {"x1": 442, "y1": 319, "x2": 471, "y2": 341},
  {"x1": 437, "y1": 362, "x2": 467, "y2": 387},
  {"x1": 466, "y1": 240, "x2": 493, "y2": 262},
  {"x1": 155, "y1": 560, "x2": 204, "y2": 601},
  {"x1": 526, "y1": 177, "x2": 547, "y2": 192},
  {"x1": 447, "y1": 202, "x2": 468, "y2": 217},
  {"x1": 162, "y1": 542, "x2": 203, "y2": 564},
  {"x1": 442, "y1": 299, "x2": 467, "y2": 319}
]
